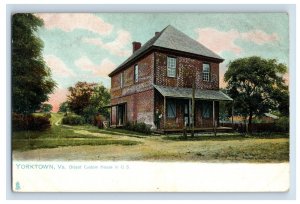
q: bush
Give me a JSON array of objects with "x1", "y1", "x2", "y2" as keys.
[
  {"x1": 274, "y1": 116, "x2": 289, "y2": 132},
  {"x1": 12, "y1": 113, "x2": 51, "y2": 131},
  {"x1": 43, "y1": 113, "x2": 51, "y2": 119},
  {"x1": 124, "y1": 122, "x2": 151, "y2": 135},
  {"x1": 62, "y1": 115, "x2": 85, "y2": 125}
]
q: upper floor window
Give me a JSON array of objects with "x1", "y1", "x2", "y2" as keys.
[
  {"x1": 202, "y1": 63, "x2": 210, "y2": 82},
  {"x1": 134, "y1": 64, "x2": 138, "y2": 83},
  {"x1": 120, "y1": 72, "x2": 124, "y2": 88},
  {"x1": 167, "y1": 57, "x2": 176, "y2": 77}
]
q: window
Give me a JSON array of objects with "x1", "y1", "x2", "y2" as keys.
[
  {"x1": 167, "y1": 57, "x2": 176, "y2": 77},
  {"x1": 134, "y1": 64, "x2": 138, "y2": 82},
  {"x1": 167, "y1": 100, "x2": 176, "y2": 118},
  {"x1": 202, "y1": 101, "x2": 212, "y2": 118},
  {"x1": 202, "y1": 63, "x2": 210, "y2": 82},
  {"x1": 120, "y1": 72, "x2": 124, "y2": 88}
]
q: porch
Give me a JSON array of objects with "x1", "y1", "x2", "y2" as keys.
[{"x1": 153, "y1": 85, "x2": 234, "y2": 132}]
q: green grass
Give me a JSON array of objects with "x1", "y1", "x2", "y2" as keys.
[
  {"x1": 162, "y1": 132, "x2": 289, "y2": 141},
  {"x1": 12, "y1": 113, "x2": 289, "y2": 162},
  {"x1": 12, "y1": 113, "x2": 142, "y2": 151},
  {"x1": 193, "y1": 141, "x2": 289, "y2": 162},
  {"x1": 13, "y1": 138, "x2": 140, "y2": 151}
]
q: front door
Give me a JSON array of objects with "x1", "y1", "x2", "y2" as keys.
[{"x1": 117, "y1": 104, "x2": 126, "y2": 126}]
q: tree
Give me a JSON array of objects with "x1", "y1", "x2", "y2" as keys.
[
  {"x1": 12, "y1": 14, "x2": 56, "y2": 114},
  {"x1": 40, "y1": 103, "x2": 53, "y2": 113},
  {"x1": 83, "y1": 84, "x2": 110, "y2": 122},
  {"x1": 58, "y1": 102, "x2": 69, "y2": 115},
  {"x1": 67, "y1": 82, "x2": 96, "y2": 115},
  {"x1": 67, "y1": 82, "x2": 110, "y2": 122},
  {"x1": 224, "y1": 56, "x2": 288, "y2": 133}
]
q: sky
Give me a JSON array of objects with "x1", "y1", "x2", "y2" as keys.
[{"x1": 34, "y1": 13, "x2": 289, "y2": 112}]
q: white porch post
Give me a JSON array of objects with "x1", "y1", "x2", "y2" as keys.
[{"x1": 213, "y1": 100, "x2": 216, "y2": 136}]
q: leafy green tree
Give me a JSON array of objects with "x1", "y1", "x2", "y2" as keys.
[
  {"x1": 224, "y1": 56, "x2": 288, "y2": 132},
  {"x1": 40, "y1": 103, "x2": 53, "y2": 113},
  {"x1": 58, "y1": 101, "x2": 69, "y2": 115},
  {"x1": 67, "y1": 82, "x2": 96, "y2": 115},
  {"x1": 12, "y1": 13, "x2": 56, "y2": 114},
  {"x1": 82, "y1": 84, "x2": 110, "y2": 122}
]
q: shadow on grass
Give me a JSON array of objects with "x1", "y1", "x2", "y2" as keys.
[
  {"x1": 162, "y1": 132, "x2": 289, "y2": 141},
  {"x1": 13, "y1": 139, "x2": 142, "y2": 151}
]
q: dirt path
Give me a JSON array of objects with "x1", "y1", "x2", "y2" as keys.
[
  {"x1": 13, "y1": 113, "x2": 289, "y2": 162},
  {"x1": 13, "y1": 134, "x2": 289, "y2": 162}
]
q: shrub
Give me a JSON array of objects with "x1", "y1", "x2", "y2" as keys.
[
  {"x1": 43, "y1": 113, "x2": 52, "y2": 119},
  {"x1": 12, "y1": 113, "x2": 51, "y2": 131},
  {"x1": 274, "y1": 116, "x2": 289, "y2": 132},
  {"x1": 124, "y1": 122, "x2": 151, "y2": 135},
  {"x1": 62, "y1": 115, "x2": 85, "y2": 125}
]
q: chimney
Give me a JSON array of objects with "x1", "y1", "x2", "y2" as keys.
[
  {"x1": 155, "y1": 32, "x2": 160, "y2": 36},
  {"x1": 132, "y1": 41, "x2": 141, "y2": 53}
]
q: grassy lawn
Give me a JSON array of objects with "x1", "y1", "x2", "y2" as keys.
[
  {"x1": 12, "y1": 113, "x2": 289, "y2": 162},
  {"x1": 12, "y1": 113, "x2": 142, "y2": 151}
]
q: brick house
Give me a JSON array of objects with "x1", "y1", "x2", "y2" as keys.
[{"x1": 108, "y1": 25, "x2": 232, "y2": 131}]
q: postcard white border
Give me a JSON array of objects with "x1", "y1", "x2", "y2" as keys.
[{"x1": 4, "y1": 3, "x2": 297, "y2": 200}]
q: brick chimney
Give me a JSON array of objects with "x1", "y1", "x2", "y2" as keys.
[
  {"x1": 155, "y1": 32, "x2": 160, "y2": 36},
  {"x1": 132, "y1": 41, "x2": 141, "y2": 53}
]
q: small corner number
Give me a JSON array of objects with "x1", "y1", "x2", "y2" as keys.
[{"x1": 15, "y1": 181, "x2": 21, "y2": 191}]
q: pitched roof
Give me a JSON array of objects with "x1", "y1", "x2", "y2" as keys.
[
  {"x1": 108, "y1": 25, "x2": 223, "y2": 76},
  {"x1": 153, "y1": 85, "x2": 233, "y2": 101}
]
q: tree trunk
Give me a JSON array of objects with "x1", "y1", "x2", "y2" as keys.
[{"x1": 248, "y1": 112, "x2": 253, "y2": 134}]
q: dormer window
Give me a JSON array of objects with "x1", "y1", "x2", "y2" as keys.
[
  {"x1": 203, "y1": 63, "x2": 210, "y2": 82},
  {"x1": 167, "y1": 57, "x2": 176, "y2": 77}
]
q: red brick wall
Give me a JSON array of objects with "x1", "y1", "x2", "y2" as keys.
[
  {"x1": 155, "y1": 51, "x2": 219, "y2": 90},
  {"x1": 110, "y1": 50, "x2": 221, "y2": 129},
  {"x1": 111, "y1": 89, "x2": 154, "y2": 126},
  {"x1": 110, "y1": 52, "x2": 155, "y2": 126},
  {"x1": 111, "y1": 52, "x2": 154, "y2": 99}
]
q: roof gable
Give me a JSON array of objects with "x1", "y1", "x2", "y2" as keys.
[{"x1": 109, "y1": 25, "x2": 223, "y2": 77}]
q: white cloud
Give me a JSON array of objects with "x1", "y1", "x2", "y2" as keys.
[
  {"x1": 196, "y1": 28, "x2": 279, "y2": 54},
  {"x1": 75, "y1": 56, "x2": 116, "y2": 77},
  {"x1": 45, "y1": 55, "x2": 75, "y2": 77},
  {"x1": 36, "y1": 13, "x2": 113, "y2": 35},
  {"x1": 82, "y1": 30, "x2": 132, "y2": 57}
]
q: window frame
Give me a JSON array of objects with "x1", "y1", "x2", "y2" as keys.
[
  {"x1": 167, "y1": 56, "x2": 177, "y2": 78},
  {"x1": 202, "y1": 101, "x2": 212, "y2": 119},
  {"x1": 202, "y1": 63, "x2": 211, "y2": 82},
  {"x1": 120, "y1": 72, "x2": 124, "y2": 88},
  {"x1": 167, "y1": 99, "x2": 176, "y2": 118},
  {"x1": 134, "y1": 64, "x2": 139, "y2": 83}
]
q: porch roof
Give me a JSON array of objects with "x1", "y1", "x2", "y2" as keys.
[{"x1": 153, "y1": 85, "x2": 233, "y2": 101}]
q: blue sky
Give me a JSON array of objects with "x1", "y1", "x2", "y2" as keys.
[{"x1": 34, "y1": 13, "x2": 289, "y2": 111}]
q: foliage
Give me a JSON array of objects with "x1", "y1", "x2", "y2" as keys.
[
  {"x1": 274, "y1": 116, "x2": 289, "y2": 132},
  {"x1": 62, "y1": 115, "x2": 85, "y2": 125},
  {"x1": 224, "y1": 56, "x2": 288, "y2": 132},
  {"x1": 124, "y1": 122, "x2": 151, "y2": 135},
  {"x1": 67, "y1": 82, "x2": 96, "y2": 115},
  {"x1": 12, "y1": 113, "x2": 51, "y2": 131},
  {"x1": 40, "y1": 103, "x2": 53, "y2": 113},
  {"x1": 12, "y1": 13, "x2": 56, "y2": 114},
  {"x1": 67, "y1": 82, "x2": 110, "y2": 123},
  {"x1": 58, "y1": 101, "x2": 69, "y2": 115}
]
